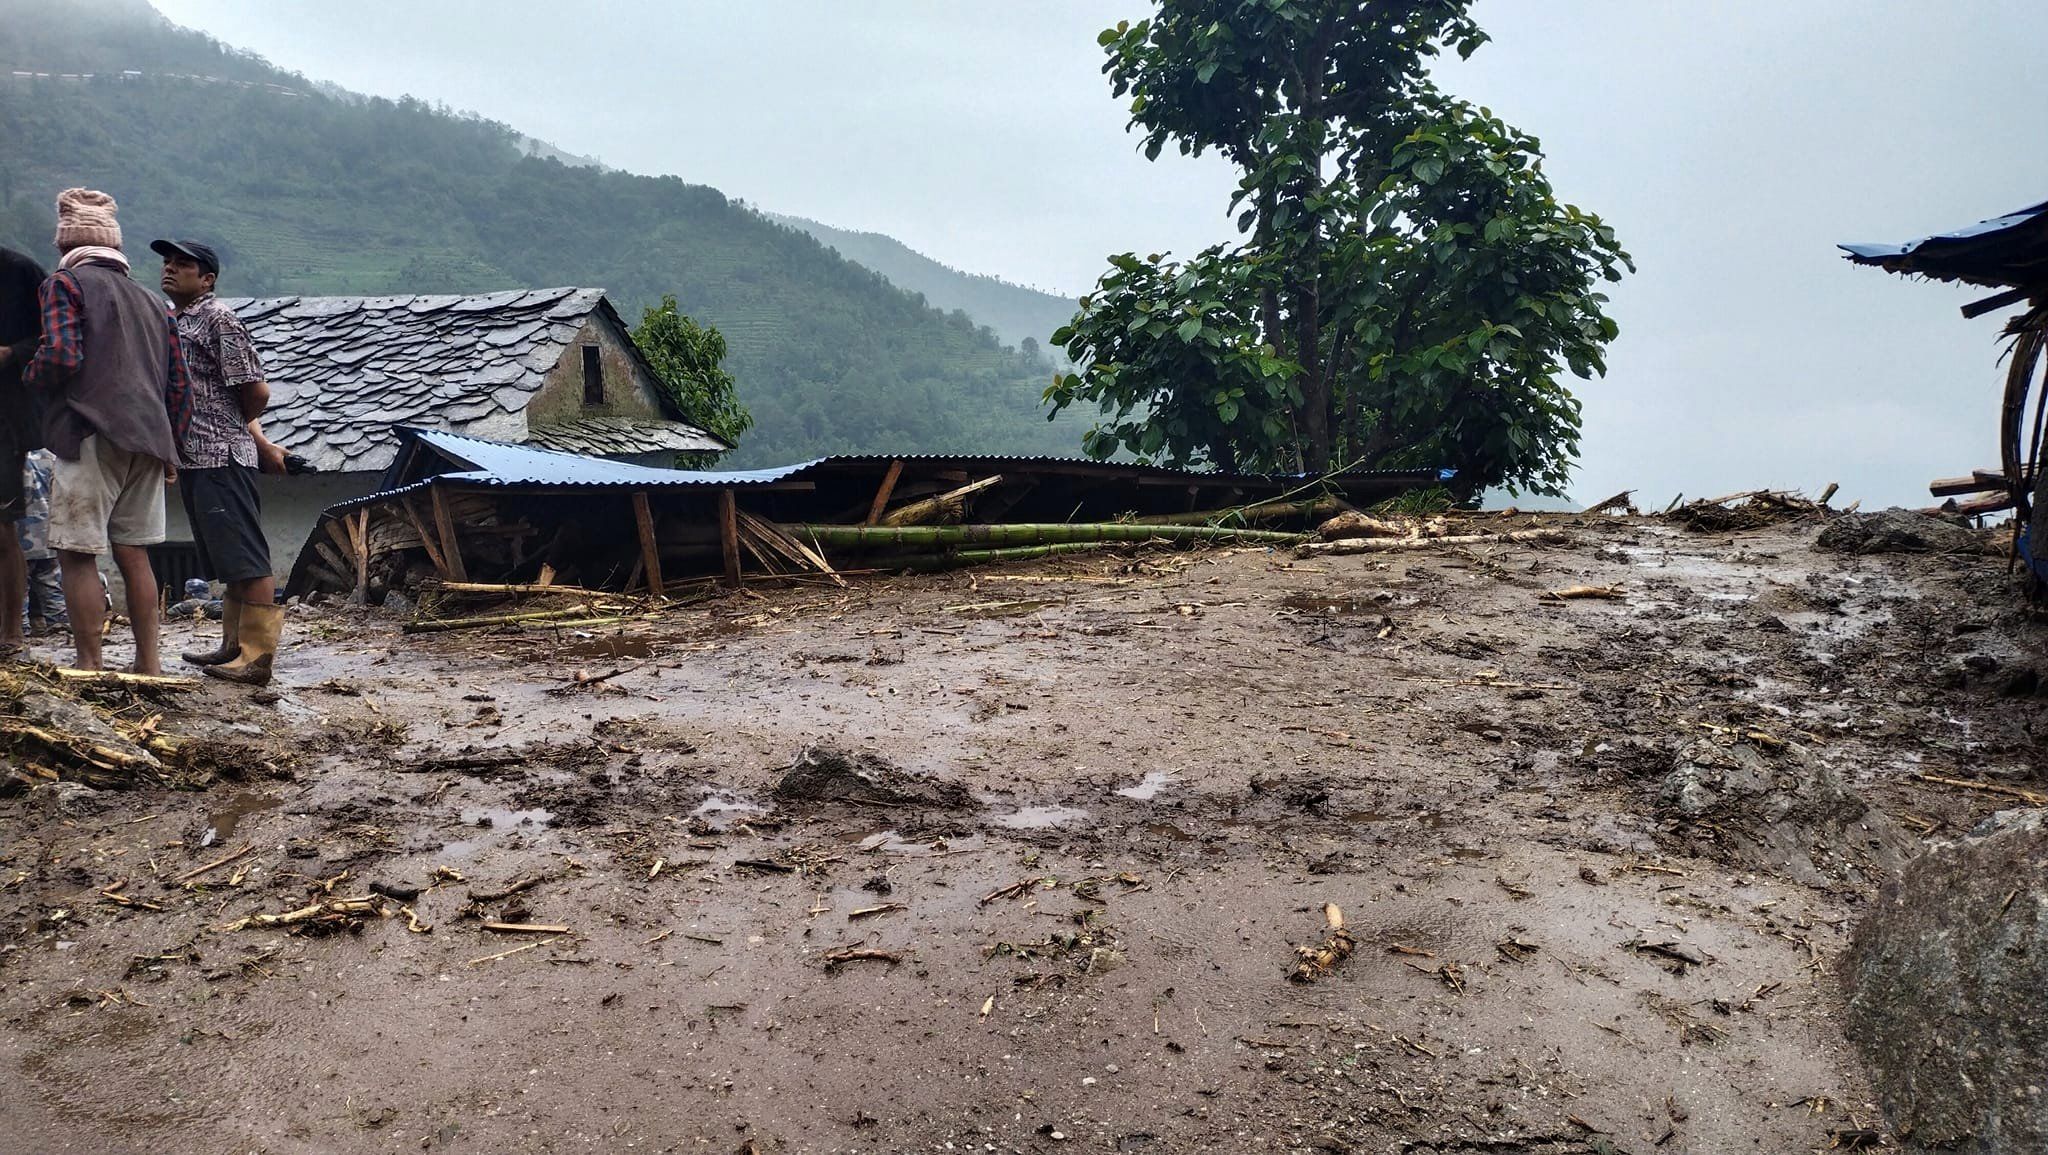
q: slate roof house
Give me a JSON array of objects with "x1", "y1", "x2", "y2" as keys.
[{"x1": 159, "y1": 286, "x2": 729, "y2": 580}]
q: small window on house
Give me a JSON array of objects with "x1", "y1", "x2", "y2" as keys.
[{"x1": 581, "y1": 344, "x2": 604, "y2": 405}]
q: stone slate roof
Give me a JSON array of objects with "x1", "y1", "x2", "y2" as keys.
[{"x1": 216, "y1": 287, "x2": 728, "y2": 473}]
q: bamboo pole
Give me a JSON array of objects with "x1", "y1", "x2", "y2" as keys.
[
  {"x1": 786, "y1": 523, "x2": 1305, "y2": 550},
  {"x1": 873, "y1": 541, "x2": 1118, "y2": 572},
  {"x1": 1294, "y1": 528, "x2": 1569, "y2": 557},
  {"x1": 1131, "y1": 496, "x2": 1344, "y2": 527},
  {"x1": 402, "y1": 606, "x2": 609, "y2": 634}
]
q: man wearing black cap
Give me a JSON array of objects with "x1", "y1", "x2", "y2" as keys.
[{"x1": 156, "y1": 238, "x2": 285, "y2": 686}]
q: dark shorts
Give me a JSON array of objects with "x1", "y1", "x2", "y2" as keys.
[{"x1": 180, "y1": 465, "x2": 271, "y2": 583}]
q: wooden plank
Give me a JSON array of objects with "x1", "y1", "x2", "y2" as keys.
[
  {"x1": 631, "y1": 491, "x2": 664, "y2": 600},
  {"x1": 1948, "y1": 491, "x2": 2016, "y2": 517},
  {"x1": 430, "y1": 485, "x2": 468, "y2": 582},
  {"x1": 398, "y1": 495, "x2": 449, "y2": 576},
  {"x1": 718, "y1": 488, "x2": 742, "y2": 587},
  {"x1": 352, "y1": 508, "x2": 370, "y2": 601},
  {"x1": 865, "y1": 459, "x2": 905, "y2": 525}
]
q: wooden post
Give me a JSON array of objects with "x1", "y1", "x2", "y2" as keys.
[
  {"x1": 430, "y1": 485, "x2": 468, "y2": 581},
  {"x1": 718, "y1": 488, "x2": 742, "y2": 587},
  {"x1": 865, "y1": 459, "x2": 905, "y2": 525},
  {"x1": 630, "y1": 490, "x2": 664, "y2": 600},
  {"x1": 352, "y1": 508, "x2": 370, "y2": 602}
]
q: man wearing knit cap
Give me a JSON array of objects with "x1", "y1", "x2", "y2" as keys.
[
  {"x1": 0, "y1": 243, "x2": 47, "y2": 660},
  {"x1": 22, "y1": 188, "x2": 193, "y2": 675}
]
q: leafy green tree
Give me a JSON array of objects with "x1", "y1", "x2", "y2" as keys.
[
  {"x1": 632, "y1": 295, "x2": 753, "y2": 457},
  {"x1": 1048, "y1": 1, "x2": 1629, "y2": 495}
]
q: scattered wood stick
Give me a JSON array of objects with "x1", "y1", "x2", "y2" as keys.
[
  {"x1": 52, "y1": 668, "x2": 198, "y2": 688},
  {"x1": 823, "y1": 946, "x2": 905, "y2": 970},
  {"x1": 177, "y1": 844, "x2": 254, "y2": 887},
  {"x1": 1541, "y1": 584, "x2": 1625, "y2": 601},
  {"x1": 467, "y1": 875, "x2": 546, "y2": 903},
  {"x1": 979, "y1": 878, "x2": 1043, "y2": 906},
  {"x1": 220, "y1": 896, "x2": 382, "y2": 932},
  {"x1": 481, "y1": 921, "x2": 571, "y2": 935},
  {"x1": 848, "y1": 903, "x2": 907, "y2": 920},
  {"x1": 1912, "y1": 773, "x2": 2048, "y2": 807},
  {"x1": 466, "y1": 938, "x2": 558, "y2": 966},
  {"x1": 1288, "y1": 903, "x2": 1355, "y2": 983}
]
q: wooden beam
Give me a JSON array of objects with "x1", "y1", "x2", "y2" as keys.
[
  {"x1": 1962, "y1": 285, "x2": 2032, "y2": 320},
  {"x1": 630, "y1": 491, "x2": 664, "y2": 600},
  {"x1": 352, "y1": 508, "x2": 370, "y2": 601},
  {"x1": 718, "y1": 489, "x2": 743, "y2": 587},
  {"x1": 430, "y1": 485, "x2": 468, "y2": 582},
  {"x1": 398, "y1": 495, "x2": 449, "y2": 576},
  {"x1": 865, "y1": 459, "x2": 905, "y2": 525}
]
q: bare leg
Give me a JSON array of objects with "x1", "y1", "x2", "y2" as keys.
[
  {"x1": 227, "y1": 574, "x2": 274, "y2": 609},
  {"x1": 57, "y1": 550, "x2": 104, "y2": 670},
  {"x1": 110, "y1": 544, "x2": 161, "y2": 675},
  {"x1": 0, "y1": 526, "x2": 22, "y2": 649}
]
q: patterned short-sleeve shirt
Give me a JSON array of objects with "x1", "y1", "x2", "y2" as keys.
[{"x1": 172, "y1": 293, "x2": 263, "y2": 469}]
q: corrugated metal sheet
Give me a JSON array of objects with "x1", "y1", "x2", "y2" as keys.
[
  {"x1": 415, "y1": 428, "x2": 817, "y2": 488},
  {"x1": 1841, "y1": 200, "x2": 2048, "y2": 288}
]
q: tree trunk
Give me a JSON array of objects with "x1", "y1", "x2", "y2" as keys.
[{"x1": 1291, "y1": 63, "x2": 1330, "y2": 474}]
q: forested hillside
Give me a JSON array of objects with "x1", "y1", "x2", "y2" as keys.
[
  {"x1": 0, "y1": 0, "x2": 1081, "y2": 464},
  {"x1": 767, "y1": 213, "x2": 1077, "y2": 359}
]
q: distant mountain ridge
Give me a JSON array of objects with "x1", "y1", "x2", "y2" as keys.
[
  {"x1": 767, "y1": 213, "x2": 1077, "y2": 357},
  {"x1": 0, "y1": 0, "x2": 1082, "y2": 465}
]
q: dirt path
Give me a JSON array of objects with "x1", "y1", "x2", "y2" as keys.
[{"x1": 1, "y1": 514, "x2": 2038, "y2": 1154}]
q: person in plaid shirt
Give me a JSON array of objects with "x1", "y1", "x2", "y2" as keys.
[
  {"x1": 154, "y1": 237, "x2": 285, "y2": 686},
  {"x1": 21, "y1": 189, "x2": 189, "y2": 675}
]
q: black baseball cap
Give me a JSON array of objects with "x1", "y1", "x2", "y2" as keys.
[{"x1": 149, "y1": 238, "x2": 219, "y2": 276}]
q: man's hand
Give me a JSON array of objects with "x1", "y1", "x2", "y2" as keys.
[
  {"x1": 164, "y1": 463, "x2": 178, "y2": 485},
  {"x1": 255, "y1": 436, "x2": 288, "y2": 476}
]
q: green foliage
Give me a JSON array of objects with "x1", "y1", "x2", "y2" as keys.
[
  {"x1": 1054, "y1": 1, "x2": 1628, "y2": 495},
  {"x1": 0, "y1": 0, "x2": 1085, "y2": 466},
  {"x1": 631, "y1": 295, "x2": 753, "y2": 458}
]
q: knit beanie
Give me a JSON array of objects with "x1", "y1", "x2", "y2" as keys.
[{"x1": 53, "y1": 188, "x2": 122, "y2": 252}]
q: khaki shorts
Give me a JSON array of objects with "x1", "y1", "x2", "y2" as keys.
[{"x1": 48, "y1": 435, "x2": 167, "y2": 555}]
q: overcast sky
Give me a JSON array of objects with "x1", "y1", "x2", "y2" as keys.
[{"x1": 149, "y1": 0, "x2": 2048, "y2": 507}]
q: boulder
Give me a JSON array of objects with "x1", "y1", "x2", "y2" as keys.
[
  {"x1": 1817, "y1": 510, "x2": 1989, "y2": 555},
  {"x1": 1660, "y1": 736, "x2": 1907, "y2": 888},
  {"x1": 774, "y1": 745, "x2": 974, "y2": 810},
  {"x1": 1843, "y1": 809, "x2": 2048, "y2": 1152}
]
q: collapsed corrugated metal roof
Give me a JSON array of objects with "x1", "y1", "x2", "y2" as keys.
[{"x1": 1841, "y1": 200, "x2": 2048, "y2": 290}]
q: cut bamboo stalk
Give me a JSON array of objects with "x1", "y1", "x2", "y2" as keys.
[
  {"x1": 865, "y1": 459, "x2": 905, "y2": 525},
  {"x1": 631, "y1": 491, "x2": 665, "y2": 599},
  {"x1": 788, "y1": 523, "x2": 1305, "y2": 550},
  {"x1": 1295, "y1": 529, "x2": 1568, "y2": 557},
  {"x1": 879, "y1": 475, "x2": 1003, "y2": 526},
  {"x1": 403, "y1": 606, "x2": 607, "y2": 634},
  {"x1": 1133, "y1": 496, "x2": 1343, "y2": 527}
]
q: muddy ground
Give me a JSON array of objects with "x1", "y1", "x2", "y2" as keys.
[{"x1": 2, "y1": 512, "x2": 2041, "y2": 1155}]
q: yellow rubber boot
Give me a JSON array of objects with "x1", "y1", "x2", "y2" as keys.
[
  {"x1": 181, "y1": 597, "x2": 241, "y2": 666},
  {"x1": 205, "y1": 602, "x2": 282, "y2": 687}
]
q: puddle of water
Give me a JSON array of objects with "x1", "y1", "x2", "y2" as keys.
[
  {"x1": 1342, "y1": 811, "x2": 1391, "y2": 823},
  {"x1": 459, "y1": 806, "x2": 553, "y2": 829},
  {"x1": 1280, "y1": 592, "x2": 1390, "y2": 615},
  {"x1": 1143, "y1": 822, "x2": 1192, "y2": 842},
  {"x1": 1116, "y1": 770, "x2": 1177, "y2": 801},
  {"x1": 690, "y1": 793, "x2": 766, "y2": 831},
  {"x1": 990, "y1": 804, "x2": 1091, "y2": 830},
  {"x1": 555, "y1": 636, "x2": 655, "y2": 661},
  {"x1": 201, "y1": 792, "x2": 281, "y2": 848}
]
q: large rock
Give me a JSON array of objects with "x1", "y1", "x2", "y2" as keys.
[
  {"x1": 1660, "y1": 736, "x2": 1907, "y2": 888},
  {"x1": 1843, "y1": 809, "x2": 2048, "y2": 1152},
  {"x1": 774, "y1": 745, "x2": 974, "y2": 810},
  {"x1": 1817, "y1": 509, "x2": 1990, "y2": 555}
]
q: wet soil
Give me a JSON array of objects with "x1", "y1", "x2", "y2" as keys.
[{"x1": 1, "y1": 514, "x2": 2042, "y2": 1154}]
